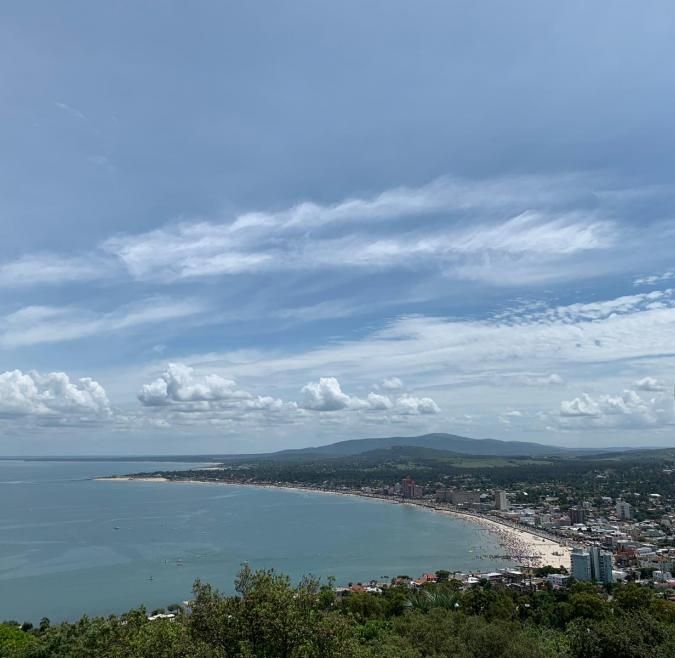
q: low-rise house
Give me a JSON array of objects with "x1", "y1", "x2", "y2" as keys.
[{"x1": 547, "y1": 573, "x2": 570, "y2": 589}]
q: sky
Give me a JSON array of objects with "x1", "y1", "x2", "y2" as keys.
[{"x1": 2, "y1": 1, "x2": 675, "y2": 454}]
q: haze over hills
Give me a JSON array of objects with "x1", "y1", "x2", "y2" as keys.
[
  {"x1": 10, "y1": 433, "x2": 646, "y2": 462},
  {"x1": 266, "y1": 433, "x2": 591, "y2": 459}
]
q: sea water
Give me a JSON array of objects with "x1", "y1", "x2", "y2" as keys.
[{"x1": 0, "y1": 459, "x2": 512, "y2": 621}]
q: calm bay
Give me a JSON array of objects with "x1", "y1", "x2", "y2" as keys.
[{"x1": 0, "y1": 460, "x2": 512, "y2": 622}]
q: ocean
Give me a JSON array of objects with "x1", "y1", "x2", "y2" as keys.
[{"x1": 0, "y1": 459, "x2": 512, "y2": 622}]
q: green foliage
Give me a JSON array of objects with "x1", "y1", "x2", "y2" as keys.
[
  {"x1": 567, "y1": 592, "x2": 608, "y2": 621},
  {"x1": 567, "y1": 611, "x2": 675, "y2": 658},
  {"x1": 187, "y1": 567, "x2": 359, "y2": 657},
  {"x1": 142, "y1": 445, "x2": 675, "y2": 502},
  {"x1": 0, "y1": 624, "x2": 38, "y2": 657},
  {"x1": 613, "y1": 582, "x2": 654, "y2": 611},
  {"x1": 533, "y1": 565, "x2": 568, "y2": 577},
  {"x1": 5, "y1": 569, "x2": 675, "y2": 658}
]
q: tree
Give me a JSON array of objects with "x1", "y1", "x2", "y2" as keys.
[
  {"x1": 190, "y1": 567, "x2": 359, "y2": 657},
  {"x1": 567, "y1": 592, "x2": 608, "y2": 621},
  {"x1": 0, "y1": 624, "x2": 38, "y2": 657},
  {"x1": 613, "y1": 582, "x2": 653, "y2": 612},
  {"x1": 567, "y1": 612, "x2": 672, "y2": 658}
]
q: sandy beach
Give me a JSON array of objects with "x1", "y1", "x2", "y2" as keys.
[
  {"x1": 98, "y1": 475, "x2": 572, "y2": 570},
  {"x1": 97, "y1": 476, "x2": 169, "y2": 482},
  {"x1": 433, "y1": 508, "x2": 571, "y2": 570}
]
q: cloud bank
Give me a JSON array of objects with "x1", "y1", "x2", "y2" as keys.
[
  {"x1": 0, "y1": 369, "x2": 111, "y2": 421},
  {"x1": 300, "y1": 377, "x2": 440, "y2": 415},
  {"x1": 559, "y1": 388, "x2": 674, "y2": 430}
]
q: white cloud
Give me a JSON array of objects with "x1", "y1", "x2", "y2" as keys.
[
  {"x1": 559, "y1": 388, "x2": 674, "y2": 429},
  {"x1": 6, "y1": 174, "x2": 671, "y2": 295},
  {"x1": 202, "y1": 290, "x2": 675, "y2": 389},
  {"x1": 144, "y1": 288, "x2": 675, "y2": 438},
  {"x1": 138, "y1": 363, "x2": 286, "y2": 415},
  {"x1": 55, "y1": 101, "x2": 87, "y2": 121},
  {"x1": 380, "y1": 377, "x2": 403, "y2": 390},
  {"x1": 395, "y1": 395, "x2": 441, "y2": 415},
  {"x1": 0, "y1": 298, "x2": 206, "y2": 348},
  {"x1": 366, "y1": 392, "x2": 394, "y2": 410},
  {"x1": 0, "y1": 254, "x2": 111, "y2": 288},
  {"x1": 130, "y1": 363, "x2": 308, "y2": 432},
  {"x1": 301, "y1": 377, "x2": 366, "y2": 411},
  {"x1": 634, "y1": 376, "x2": 668, "y2": 392},
  {"x1": 498, "y1": 410, "x2": 525, "y2": 425},
  {"x1": 98, "y1": 175, "x2": 620, "y2": 286},
  {"x1": 518, "y1": 373, "x2": 565, "y2": 386},
  {"x1": 560, "y1": 394, "x2": 602, "y2": 417},
  {"x1": 0, "y1": 369, "x2": 111, "y2": 420},
  {"x1": 634, "y1": 271, "x2": 675, "y2": 287},
  {"x1": 300, "y1": 377, "x2": 439, "y2": 415}
]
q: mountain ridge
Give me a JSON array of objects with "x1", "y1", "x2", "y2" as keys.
[{"x1": 266, "y1": 432, "x2": 591, "y2": 459}]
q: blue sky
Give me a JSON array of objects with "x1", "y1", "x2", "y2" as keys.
[{"x1": 2, "y1": 1, "x2": 675, "y2": 454}]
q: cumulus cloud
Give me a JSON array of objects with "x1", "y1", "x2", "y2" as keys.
[
  {"x1": 138, "y1": 363, "x2": 286, "y2": 414},
  {"x1": 0, "y1": 369, "x2": 111, "y2": 420},
  {"x1": 394, "y1": 395, "x2": 441, "y2": 415},
  {"x1": 300, "y1": 377, "x2": 440, "y2": 415},
  {"x1": 301, "y1": 377, "x2": 367, "y2": 411},
  {"x1": 380, "y1": 377, "x2": 403, "y2": 390},
  {"x1": 634, "y1": 377, "x2": 668, "y2": 392},
  {"x1": 559, "y1": 388, "x2": 674, "y2": 429},
  {"x1": 366, "y1": 392, "x2": 394, "y2": 410},
  {"x1": 134, "y1": 367, "x2": 442, "y2": 430}
]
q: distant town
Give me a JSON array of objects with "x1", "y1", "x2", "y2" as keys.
[{"x1": 344, "y1": 473, "x2": 675, "y2": 589}]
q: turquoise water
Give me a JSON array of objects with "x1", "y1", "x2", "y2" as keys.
[{"x1": 0, "y1": 460, "x2": 511, "y2": 622}]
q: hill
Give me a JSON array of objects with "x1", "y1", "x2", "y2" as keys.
[{"x1": 266, "y1": 432, "x2": 575, "y2": 459}]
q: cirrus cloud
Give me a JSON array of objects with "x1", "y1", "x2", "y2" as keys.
[{"x1": 94, "y1": 174, "x2": 622, "y2": 288}]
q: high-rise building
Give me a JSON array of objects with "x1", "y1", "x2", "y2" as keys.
[
  {"x1": 616, "y1": 500, "x2": 632, "y2": 520},
  {"x1": 402, "y1": 476, "x2": 416, "y2": 498},
  {"x1": 571, "y1": 547, "x2": 613, "y2": 583},
  {"x1": 596, "y1": 550, "x2": 614, "y2": 584},
  {"x1": 571, "y1": 549, "x2": 592, "y2": 581},
  {"x1": 495, "y1": 490, "x2": 509, "y2": 511},
  {"x1": 569, "y1": 506, "x2": 588, "y2": 524}
]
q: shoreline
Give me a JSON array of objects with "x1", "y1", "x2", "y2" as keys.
[{"x1": 98, "y1": 475, "x2": 572, "y2": 570}]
